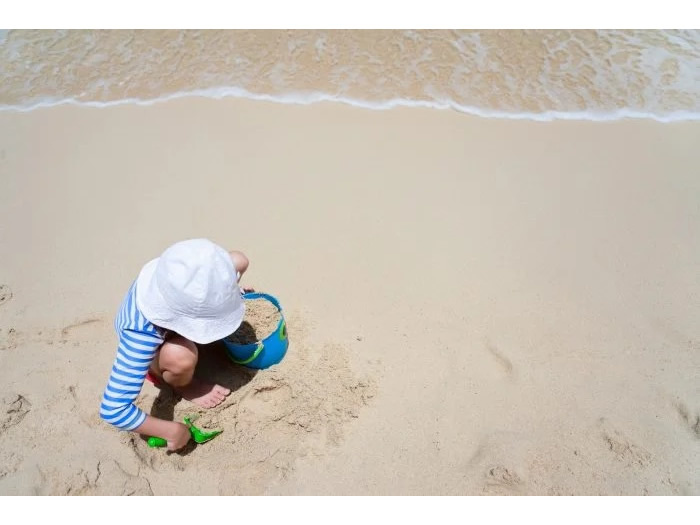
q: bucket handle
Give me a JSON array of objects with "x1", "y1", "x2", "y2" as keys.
[{"x1": 230, "y1": 342, "x2": 264, "y2": 365}]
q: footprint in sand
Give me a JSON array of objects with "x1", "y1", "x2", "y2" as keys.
[
  {"x1": 481, "y1": 465, "x2": 524, "y2": 495},
  {"x1": 0, "y1": 328, "x2": 19, "y2": 351},
  {"x1": 1, "y1": 394, "x2": 32, "y2": 434},
  {"x1": 598, "y1": 419, "x2": 652, "y2": 468},
  {"x1": 0, "y1": 284, "x2": 12, "y2": 307},
  {"x1": 463, "y1": 433, "x2": 530, "y2": 495},
  {"x1": 251, "y1": 380, "x2": 294, "y2": 403},
  {"x1": 674, "y1": 401, "x2": 700, "y2": 439},
  {"x1": 238, "y1": 378, "x2": 294, "y2": 420},
  {"x1": 485, "y1": 341, "x2": 515, "y2": 379}
]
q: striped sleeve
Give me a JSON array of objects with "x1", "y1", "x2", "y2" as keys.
[{"x1": 100, "y1": 284, "x2": 163, "y2": 431}]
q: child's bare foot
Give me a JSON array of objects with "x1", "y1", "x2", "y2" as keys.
[{"x1": 176, "y1": 379, "x2": 231, "y2": 408}]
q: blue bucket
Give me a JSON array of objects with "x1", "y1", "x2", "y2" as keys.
[{"x1": 223, "y1": 292, "x2": 288, "y2": 369}]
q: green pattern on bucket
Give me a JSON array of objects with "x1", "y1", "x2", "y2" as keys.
[
  {"x1": 279, "y1": 320, "x2": 287, "y2": 341},
  {"x1": 230, "y1": 342, "x2": 264, "y2": 365}
]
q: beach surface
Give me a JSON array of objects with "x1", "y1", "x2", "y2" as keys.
[{"x1": 1, "y1": 97, "x2": 698, "y2": 494}]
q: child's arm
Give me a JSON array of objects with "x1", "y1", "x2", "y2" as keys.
[
  {"x1": 134, "y1": 416, "x2": 190, "y2": 451},
  {"x1": 101, "y1": 343, "x2": 191, "y2": 450},
  {"x1": 229, "y1": 250, "x2": 254, "y2": 292},
  {"x1": 229, "y1": 250, "x2": 249, "y2": 277},
  {"x1": 100, "y1": 324, "x2": 193, "y2": 449}
]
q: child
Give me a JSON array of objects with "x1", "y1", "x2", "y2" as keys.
[{"x1": 100, "y1": 238, "x2": 252, "y2": 451}]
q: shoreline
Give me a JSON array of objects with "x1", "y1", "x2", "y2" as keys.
[{"x1": 2, "y1": 91, "x2": 700, "y2": 123}]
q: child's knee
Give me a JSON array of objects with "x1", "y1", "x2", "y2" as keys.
[{"x1": 160, "y1": 335, "x2": 198, "y2": 375}]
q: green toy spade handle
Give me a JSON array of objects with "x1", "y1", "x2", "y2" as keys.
[{"x1": 147, "y1": 436, "x2": 167, "y2": 447}]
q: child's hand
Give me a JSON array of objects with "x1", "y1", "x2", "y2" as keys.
[
  {"x1": 240, "y1": 285, "x2": 255, "y2": 294},
  {"x1": 167, "y1": 422, "x2": 191, "y2": 451}
]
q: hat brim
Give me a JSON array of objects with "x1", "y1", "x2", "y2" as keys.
[{"x1": 135, "y1": 258, "x2": 245, "y2": 345}]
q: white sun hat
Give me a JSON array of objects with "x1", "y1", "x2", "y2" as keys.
[{"x1": 135, "y1": 238, "x2": 245, "y2": 344}]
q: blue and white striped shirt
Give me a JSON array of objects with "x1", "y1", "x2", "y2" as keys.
[{"x1": 99, "y1": 282, "x2": 164, "y2": 431}]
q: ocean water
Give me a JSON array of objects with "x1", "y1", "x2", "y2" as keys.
[{"x1": 1, "y1": 29, "x2": 699, "y2": 121}]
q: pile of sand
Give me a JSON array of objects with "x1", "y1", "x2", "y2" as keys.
[{"x1": 227, "y1": 298, "x2": 282, "y2": 345}]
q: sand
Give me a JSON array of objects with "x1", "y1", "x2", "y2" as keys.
[
  {"x1": 0, "y1": 98, "x2": 699, "y2": 495},
  {"x1": 227, "y1": 298, "x2": 283, "y2": 345}
]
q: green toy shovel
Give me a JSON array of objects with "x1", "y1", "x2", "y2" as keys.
[{"x1": 147, "y1": 415, "x2": 223, "y2": 448}]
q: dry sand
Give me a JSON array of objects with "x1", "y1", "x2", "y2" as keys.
[{"x1": 0, "y1": 98, "x2": 698, "y2": 495}]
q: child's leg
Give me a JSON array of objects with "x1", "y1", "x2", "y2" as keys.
[
  {"x1": 150, "y1": 334, "x2": 197, "y2": 387},
  {"x1": 149, "y1": 334, "x2": 230, "y2": 408}
]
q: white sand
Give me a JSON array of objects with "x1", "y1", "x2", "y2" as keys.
[{"x1": 0, "y1": 98, "x2": 698, "y2": 495}]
